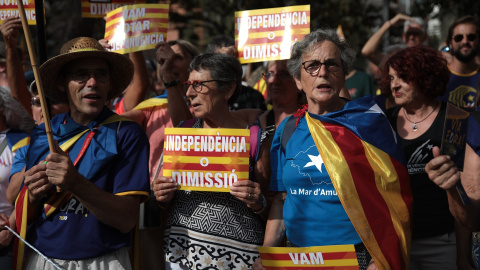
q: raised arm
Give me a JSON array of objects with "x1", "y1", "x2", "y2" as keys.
[
  {"x1": 156, "y1": 42, "x2": 192, "y2": 126},
  {"x1": 361, "y1": 13, "x2": 414, "y2": 66},
  {"x1": 98, "y1": 39, "x2": 149, "y2": 112},
  {"x1": 0, "y1": 16, "x2": 31, "y2": 117},
  {"x1": 122, "y1": 51, "x2": 149, "y2": 111}
]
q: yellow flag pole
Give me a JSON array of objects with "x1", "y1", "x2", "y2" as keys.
[{"x1": 17, "y1": 1, "x2": 56, "y2": 154}]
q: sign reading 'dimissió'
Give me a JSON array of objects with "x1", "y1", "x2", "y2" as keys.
[
  {"x1": 81, "y1": 0, "x2": 145, "y2": 18},
  {"x1": 0, "y1": 0, "x2": 37, "y2": 24},
  {"x1": 257, "y1": 245, "x2": 359, "y2": 269},
  {"x1": 104, "y1": 3, "x2": 169, "y2": 54},
  {"x1": 235, "y1": 5, "x2": 310, "y2": 64},
  {"x1": 163, "y1": 128, "x2": 250, "y2": 192}
]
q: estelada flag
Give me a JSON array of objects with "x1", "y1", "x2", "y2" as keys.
[
  {"x1": 235, "y1": 5, "x2": 310, "y2": 64},
  {"x1": 258, "y1": 245, "x2": 359, "y2": 269},
  {"x1": 105, "y1": 3, "x2": 169, "y2": 54},
  {"x1": 304, "y1": 96, "x2": 412, "y2": 270},
  {"x1": 81, "y1": 0, "x2": 145, "y2": 18}
]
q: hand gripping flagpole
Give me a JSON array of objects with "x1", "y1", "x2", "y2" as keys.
[
  {"x1": 18, "y1": 1, "x2": 61, "y2": 194},
  {"x1": 17, "y1": 1, "x2": 56, "y2": 155}
]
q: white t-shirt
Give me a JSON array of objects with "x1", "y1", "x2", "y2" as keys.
[{"x1": 0, "y1": 129, "x2": 15, "y2": 216}]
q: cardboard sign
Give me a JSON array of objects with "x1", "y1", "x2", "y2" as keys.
[
  {"x1": 441, "y1": 103, "x2": 469, "y2": 171},
  {"x1": 235, "y1": 5, "x2": 310, "y2": 64},
  {"x1": 441, "y1": 103, "x2": 471, "y2": 205},
  {"x1": 0, "y1": 0, "x2": 37, "y2": 25},
  {"x1": 81, "y1": 0, "x2": 145, "y2": 18},
  {"x1": 163, "y1": 128, "x2": 250, "y2": 192},
  {"x1": 258, "y1": 245, "x2": 359, "y2": 269},
  {"x1": 104, "y1": 3, "x2": 168, "y2": 54}
]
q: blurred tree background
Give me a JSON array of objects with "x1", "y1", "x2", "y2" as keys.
[{"x1": 22, "y1": 0, "x2": 480, "y2": 69}]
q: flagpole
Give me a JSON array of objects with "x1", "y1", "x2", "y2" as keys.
[
  {"x1": 17, "y1": 1, "x2": 56, "y2": 154},
  {"x1": 34, "y1": 0, "x2": 47, "y2": 64}
]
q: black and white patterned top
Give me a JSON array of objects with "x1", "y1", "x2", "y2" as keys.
[{"x1": 164, "y1": 118, "x2": 265, "y2": 269}]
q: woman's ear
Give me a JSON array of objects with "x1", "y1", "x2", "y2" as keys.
[
  {"x1": 294, "y1": 76, "x2": 303, "y2": 91},
  {"x1": 225, "y1": 81, "x2": 236, "y2": 101}
]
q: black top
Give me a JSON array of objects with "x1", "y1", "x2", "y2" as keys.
[
  {"x1": 229, "y1": 85, "x2": 267, "y2": 111},
  {"x1": 387, "y1": 102, "x2": 455, "y2": 239}
]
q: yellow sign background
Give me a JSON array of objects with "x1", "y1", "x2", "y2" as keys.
[{"x1": 163, "y1": 128, "x2": 250, "y2": 192}]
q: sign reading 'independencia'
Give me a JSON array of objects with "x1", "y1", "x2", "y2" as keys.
[{"x1": 163, "y1": 128, "x2": 250, "y2": 192}]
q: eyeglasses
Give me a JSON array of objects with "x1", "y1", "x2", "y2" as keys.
[
  {"x1": 262, "y1": 71, "x2": 293, "y2": 81},
  {"x1": 31, "y1": 96, "x2": 41, "y2": 107},
  {"x1": 31, "y1": 96, "x2": 61, "y2": 106},
  {"x1": 183, "y1": 80, "x2": 229, "y2": 93},
  {"x1": 453, "y1": 33, "x2": 478, "y2": 43},
  {"x1": 441, "y1": 46, "x2": 451, "y2": 52},
  {"x1": 301, "y1": 59, "x2": 342, "y2": 75},
  {"x1": 68, "y1": 69, "x2": 110, "y2": 83}
]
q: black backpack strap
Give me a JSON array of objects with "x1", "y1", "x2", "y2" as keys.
[{"x1": 281, "y1": 115, "x2": 298, "y2": 152}]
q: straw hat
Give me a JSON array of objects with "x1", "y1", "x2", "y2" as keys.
[{"x1": 39, "y1": 37, "x2": 133, "y2": 102}]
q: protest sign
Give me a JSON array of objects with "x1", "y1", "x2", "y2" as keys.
[
  {"x1": 163, "y1": 128, "x2": 250, "y2": 192},
  {"x1": 104, "y1": 3, "x2": 168, "y2": 54},
  {"x1": 235, "y1": 5, "x2": 310, "y2": 64},
  {"x1": 257, "y1": 245, "x2": 359, "y2": 269},
  {"x1": 441, "y1": 103, "x2": 469, "y2": 171},
  {"x1": 440, "y1": 103, "x2": 471, "y2": 205},
  {"x1": 81, "y1": 0, "x2": 145, "y2": 18},
  {"x1": 0, "y1": 0, "x2": 37, "y2": 24}
]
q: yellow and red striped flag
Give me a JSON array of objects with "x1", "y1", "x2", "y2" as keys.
[
  {"x1": 163, "y1": 128, "x2": 250, "y2": 192},
  {"x1": 304, "y1": 97, "x2": 412, "y2": 270},
  {"x1": 258, "y1": 245, "x2": 359, "y2": 269},
  {"x1": 235, "y1": 5, "x2": 310, "y2": 64},
  {"x1": 104, "y1": 3, "x2": 169, "y2": 54}
]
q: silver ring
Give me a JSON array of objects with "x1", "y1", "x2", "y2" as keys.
[{"x1": 248, "y1": 193, "x2": 252, "y2": 199}]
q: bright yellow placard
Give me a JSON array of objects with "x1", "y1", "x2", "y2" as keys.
[
  {"x1": 81, "y1": 0, "x2": 145, "y2": 18},
  {"x1": 235, "y1": 5, "x2": 310, "y2": 64},
  {"x1": 0, "y1": 0, "x2": 38, "y2": 25},
  {"x1": 257, "y1": 245, "x2": 359, "y2": 269},
  {"x1": 104, "y1": 3, "x2": 168, "y2": 54},
  {"x1": 163, "y1": 128, "x2": 250, "y2": 192}
]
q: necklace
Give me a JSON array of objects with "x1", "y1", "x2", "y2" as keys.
[{"x1": 402, "y1": 101, "x2": 439, "y2": 131}]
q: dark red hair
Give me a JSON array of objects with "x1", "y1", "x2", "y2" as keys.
[{"x1": 380, "y1": 46, "x2": 450, "y2": 99}]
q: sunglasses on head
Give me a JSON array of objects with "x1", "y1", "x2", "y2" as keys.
[
  {"x1": 453, "y1": 33, "x2": 478, "y2": 43},
  {"x1": 31, "y1": 96, "x2": 61, "y2": 106}
]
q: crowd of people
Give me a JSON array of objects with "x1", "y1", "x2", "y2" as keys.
[{"x1": 0, "y1": 11, "x2": 479, "y2": 270}]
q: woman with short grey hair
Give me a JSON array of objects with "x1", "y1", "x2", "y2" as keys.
[{"x1": 254, "y1": 28, "x2": 412, "y2": 270}]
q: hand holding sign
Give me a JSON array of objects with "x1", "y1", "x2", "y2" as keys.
[
  {"x1": 252, "y1": 257, "x2": 267, "y2": 270},
  {"x1": 0, "y1": 16, "x2": 22, "y2": 47},
  {"x1": 152, "y1": 176, "x2": 179, "y2": 204},
  {"x1": 425, "y1": 146, "x2": 460, "y2": 190},
  {"x1": 230, "y1": 180, "x2": 264, "y2": 212}
]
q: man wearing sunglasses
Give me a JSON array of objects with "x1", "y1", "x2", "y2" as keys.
[{"x1": 439, "y1": 15, "x2": 480, "y2": 108}]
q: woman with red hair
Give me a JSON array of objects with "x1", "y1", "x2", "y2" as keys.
[{"x1": 382, "y1": 45, "x2": 456, "y2": 270}]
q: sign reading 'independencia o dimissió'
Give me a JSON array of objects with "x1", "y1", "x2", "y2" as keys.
[
  {"x1": 235, "y1": 5, "x2": 310, "y2": 64},
  {"x1": 163, "y1": 128, "x2": 250, "y2": 192}
]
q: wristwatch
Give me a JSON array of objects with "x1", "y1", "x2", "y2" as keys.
[{"x1": 163, "y1": 79, "x2": 179, "y2": 88}]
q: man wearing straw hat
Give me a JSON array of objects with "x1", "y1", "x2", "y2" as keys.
[{"x1": 15, "y1": 37, "x2": 150, "y2": 270}]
